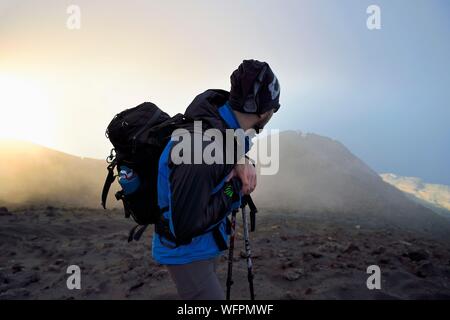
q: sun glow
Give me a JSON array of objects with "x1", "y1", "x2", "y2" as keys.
[{"x1": 0, "y1": 74, "x2": 56, "y2": 146}]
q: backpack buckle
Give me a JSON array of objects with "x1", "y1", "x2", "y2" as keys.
[{"x1": 106, "y1": 148, "x2": 116, "y2": 163}]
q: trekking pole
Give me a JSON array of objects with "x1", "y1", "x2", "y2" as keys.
[
  {"x1": 241, "y1": 199, "x2": 255, "y2": 300},
  {"x1": 245, "y1": 195, "x2": 257, "y2": 232},
  {"x1": 226, "y1": 209, "x2": 238, "y2": 300}
]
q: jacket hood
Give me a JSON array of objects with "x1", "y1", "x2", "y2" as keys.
[{"x1": 184, "y1": 89, "x2": 231, "y2": 130}]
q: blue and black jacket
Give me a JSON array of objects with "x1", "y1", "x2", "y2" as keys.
[{"x1": 152, "y1": 89, "x2": 249, "y2": 265}]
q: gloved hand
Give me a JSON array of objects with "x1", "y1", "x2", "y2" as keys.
[{"x1": 223, "y1": 177, "x2": 242, "y2": 211}]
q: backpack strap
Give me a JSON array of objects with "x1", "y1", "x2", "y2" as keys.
[
  {"x1": 128, "y1": 224, "x2": 149, "y2": 242},
  {"x1": 155, "y1": 215, "x2": 230, "y2": 251},
  {"x1": 155, "y1": 213, "x2": 196, "y2": 248},
  {"x1": 101, "y1": 158, "x2": 117, "y2": 209},
  {"x1": 212, "y1": 224, "x2": 228, "y2": 251}
]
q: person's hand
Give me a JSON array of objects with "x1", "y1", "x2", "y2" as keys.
[{"x1": 226, "y1": 159, "x2": 257, "y2": 195}]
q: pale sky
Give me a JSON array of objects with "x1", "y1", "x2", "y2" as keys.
[{"x1": 0, "y1": 0, "x2": 449, "y2": 184}]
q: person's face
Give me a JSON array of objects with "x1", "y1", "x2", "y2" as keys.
[{"x1": 253, "y1": 109, "x2": 274, "y2": 133}]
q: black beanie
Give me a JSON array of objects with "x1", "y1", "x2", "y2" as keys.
[{"x1": 229, "y1": 59, "x2": 280, "y2": 114}]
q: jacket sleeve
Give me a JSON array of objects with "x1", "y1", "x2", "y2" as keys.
[{"x1": 168, "y1": 160, "x2": 241, "y2": 242}]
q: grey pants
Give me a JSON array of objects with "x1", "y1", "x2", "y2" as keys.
[{"x1": 166, "y1": 258, "x2": 225, "y2": 300}]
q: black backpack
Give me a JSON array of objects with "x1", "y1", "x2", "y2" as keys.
[{"x1": 101, "y1": 102, "x2": 189, "y2": 241}]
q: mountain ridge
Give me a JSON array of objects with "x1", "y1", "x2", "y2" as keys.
[{"x1": 1, "y1": 134, "x2": 449, "y2": 242}]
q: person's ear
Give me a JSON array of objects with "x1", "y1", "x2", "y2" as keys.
[{"x1": 261, "y1": 110, "x2": 274, "y2": 121}]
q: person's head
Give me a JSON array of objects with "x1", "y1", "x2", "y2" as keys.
[{"x1": 228, "y1": 59, "x2": 280, "y2": 132}]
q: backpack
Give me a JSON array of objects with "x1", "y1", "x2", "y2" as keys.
[{"x1": 101, "y1": 102, "x2": 189, "y2": 241}]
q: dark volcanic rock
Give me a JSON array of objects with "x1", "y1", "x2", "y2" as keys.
[
  {"x1": 343, "y1": 244, "x2": 360, "y2": 254},
  {"x1": 304, "y1": 251, "x2": 323, "y2": 259},
  {"x1": 283, "y1": 268, "x2": 305, "y2": 281},
  {"x1": 371, "y1": 246, "x2": 386, "y2": 255},
  {"x1": 283, "y1": 270, "x2": 300, "y2": 281},
  {"x1": 0, "y1": 207, "x2": 11, "y2": 216},
  {"x1": 406, "y1": 249, "x2": 429, "y2": 262},
  {"x1": 282, "y1": 290, "x2": 300, "y2": 300},
  {"x1": 281, "y1": 260, "x2": 295, "y2": 269},
  {"x1": 11, "y1": 263, "x2": 24, "y2": 273},
  {"x1": 415, "y1": 261, "x2": 436, "y2": 278},
  {"x1": 19, "y1": 273, "x2": 40, "y2": 287},
  {"x1": 0, "y1": 288, "x2": 31, "y2": 299}
]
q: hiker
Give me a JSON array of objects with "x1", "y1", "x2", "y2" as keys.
[{"x1": 152, "y1": 59, "x2": 281, "y2": 300}]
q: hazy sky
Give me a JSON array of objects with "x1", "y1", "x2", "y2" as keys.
[{"x1": 0, "y1": 0, "x2": 449, "y2": 184}]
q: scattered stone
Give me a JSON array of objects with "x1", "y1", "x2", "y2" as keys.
[
  {"x1": 85, "y1": 287, "x2": 101, "y2": 295},
  {"x1": 415, "y1": 261, "x2": 435, "y2": 278},
  {"x1": 152, "y1": 269, "x2": 168, "y2": 279},
  {"x1": 432, "y1": 252, "x2": 442, "y2": 259},
  {"x1": 0, "y1": 288, "x2": 31, "y2": 299},
  {"x1": 329, "y1": 263, "x2": 338, "y2": 269},
  {"x1": 406, "y1": 249, "x2": 429, "y2": 262},
  {"x1": 304, "y1": 288, "x2": 313, "y2": 295},
  {"x1": 54, "y1": 259, "x2": 66, "y2": 266},
  {"x1": 19, "y1": 273, "x2": 40, "y2": 287},
  {"x1": 343, "y1": 244, "x2": 360, "y2": 254},
  {"x1": 398, "y1": 240, "x2": 412, "y2": 247},
  {"x1": 121, "y1": 271, "x2": 137, "y2": 283},
  {"x1": 252, "y1": 251, "x2": 261, "y2": 259},
  {"x1": 304, "y1": 251, "x2": 323, "y2": 259},
  {"x1": 283, "y1": 270, "x2": 300, "y2": 281},
  {"x1": 0, "y1": 273, "x2": 10, "y2": 284},
  {"x1": 371, "y1": 246, "x2": 386, "y2": 255},
  {"x1": 12, "y1": 263, "x2": 24, "y2": 273},
  {"x1": 283, "y1": 268, "x2": 305, "y2": 281},
  {"x1": 48, "y1": 265, "x2": 60, "y2": 272},
  {"x1": 294, "y1": 268, "x2": 305, "y2": 276},
  {"x1": 281, "y1": 260, "x2": 294, "y2": 269},
  {"x1": 129, "y1": 281, "x2": 145, "y2": 291},
  {"x1": 282, "y1": 291, "x2": 299, "y2": 300}
]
